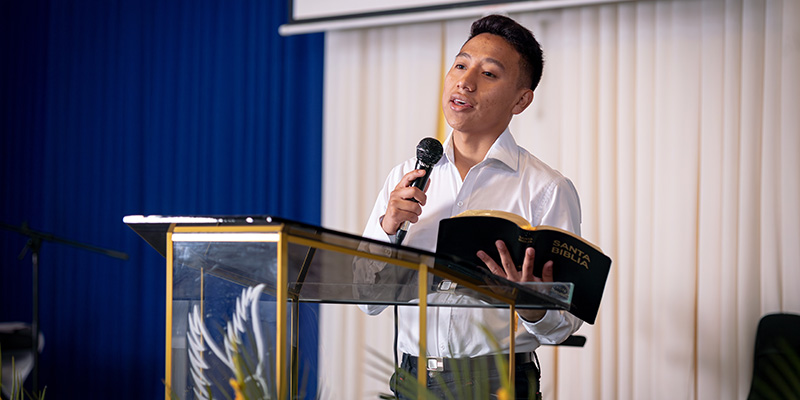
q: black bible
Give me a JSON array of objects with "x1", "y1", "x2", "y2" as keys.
[{"x1": 436, "y1": 210, "x2": 611, "y2": 324}]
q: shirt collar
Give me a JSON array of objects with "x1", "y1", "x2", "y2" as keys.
[{"x1": 442, "y1": 127, "x2": 520, "y2": 171}]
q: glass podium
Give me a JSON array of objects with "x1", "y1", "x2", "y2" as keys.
[{"x1": 124, "y1": 215, "x2": 574, "y2": 400}]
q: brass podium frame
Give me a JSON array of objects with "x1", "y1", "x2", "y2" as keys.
[{"x1": 125, "y1": 215, "x2": 572, "y2": 400}]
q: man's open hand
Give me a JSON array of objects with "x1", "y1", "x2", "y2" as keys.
[{"x1": 477, "y1": 240, "x2": 554, "y2": 322}]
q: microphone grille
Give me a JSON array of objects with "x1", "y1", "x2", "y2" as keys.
[{"x1": 416, "y1": 137, "x2": 444, "y2": 166}]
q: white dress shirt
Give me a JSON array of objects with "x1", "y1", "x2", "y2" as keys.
[{"x1": 359, "y1": 128, "x2": 583, "y2": 357}]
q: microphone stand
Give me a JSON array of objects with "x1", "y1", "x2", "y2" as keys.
[{"x1": 0, "y1": 221, "x2": 129, "y2": 394}]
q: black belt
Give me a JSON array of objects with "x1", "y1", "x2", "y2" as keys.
[{"x1": 404, "y1": 352, "x2": 536, "y2": 372}]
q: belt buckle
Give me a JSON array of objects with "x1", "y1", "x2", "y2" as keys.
[
  {"x1": 426, "y1": 357, "x2": 444, "y2": 372},
  {"x1": 437, "y1": 280, "x2": 457, "y2": 293}
]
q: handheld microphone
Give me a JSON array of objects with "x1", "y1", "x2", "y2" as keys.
[{"x1": 395, "y1": 137, "x2": 443, "y2": 245}]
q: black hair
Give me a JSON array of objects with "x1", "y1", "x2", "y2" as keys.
[{"x1": 467, "y1": 15, "x2": 544, "y2": 91}]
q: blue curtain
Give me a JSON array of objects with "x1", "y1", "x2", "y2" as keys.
[{"x1": 1, "y1": 0, "x2": 323, "y2": 398}]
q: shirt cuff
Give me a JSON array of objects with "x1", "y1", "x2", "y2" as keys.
[
  {"x1": 520, "y1": 309, "x2": 563, "y2": 336},
  {"x1": 375, "y1": 215, "x2": 395, "y2": 243}
]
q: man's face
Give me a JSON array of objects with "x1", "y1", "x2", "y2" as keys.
[{"x1": 442, "y1": 33, "x2": 532, "y2": 138}]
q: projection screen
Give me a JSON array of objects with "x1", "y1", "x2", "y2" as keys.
[{"x1": 279, "y1": 0, "x2": 632, "y2": 35}]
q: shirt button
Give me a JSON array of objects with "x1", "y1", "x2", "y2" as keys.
[{"x1": 457, "y1": 201, "x2": 464, "y2": 207}]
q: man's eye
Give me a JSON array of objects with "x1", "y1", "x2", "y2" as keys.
[
  {"x1": 483, "y1": 71, "x2": 496, "y2": 78},
  {"x1": 455, "y1": 64, "x2": 466, "y2": 70}
]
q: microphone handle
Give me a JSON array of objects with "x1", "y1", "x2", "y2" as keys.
[
  {"x1": 394, "y1": 161, "x2": 432, "y2": 245},
  {"x1": 395, "y1": 222, "x2": 409, "y2": 245}
]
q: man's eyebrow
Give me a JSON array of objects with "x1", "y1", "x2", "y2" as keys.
[{"x1": 455, "y1": 52, "x2": 506, "y2": 71}]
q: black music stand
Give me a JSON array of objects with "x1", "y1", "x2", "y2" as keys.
[{"x1": 0, "y1": 222, "x2": 128, "y2": 394}]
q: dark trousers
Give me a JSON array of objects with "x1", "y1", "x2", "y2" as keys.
[{"x1": 391, "y1": 353, "x2": 542, "y2": 400}]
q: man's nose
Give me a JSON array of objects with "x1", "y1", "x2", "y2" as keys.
[{"x1": 457, "y1": 70, "x2": 477, "y2": 92}]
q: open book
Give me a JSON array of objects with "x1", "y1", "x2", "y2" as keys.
[{"x1": 435, "y1": 210, "x2": 611, "y2": 324}]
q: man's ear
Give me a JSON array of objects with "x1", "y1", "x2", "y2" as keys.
[{"x1": 512, "y1": 89, "x2": 534, "y2": 115}]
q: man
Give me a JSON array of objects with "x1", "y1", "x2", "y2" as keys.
[{"x1": 358, "y1": 14, "x2": 583, "y2": 399}]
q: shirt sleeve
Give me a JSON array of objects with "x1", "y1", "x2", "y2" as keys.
[
  {"x1": 521, "y1": 176, "x2": 584, "y2": 342},
  {"x1": 361, "y1": 162, "x2": 410, "y2": 241},
  {"x1": 355, "y1": 163, "x2": 407, "y2": 315},
  {"x1": 353, "y1": 240, "x2": 392, "y2": 316},
  {"x1": 538, "y1": 176, "x2": 582, "y2": 236}
]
